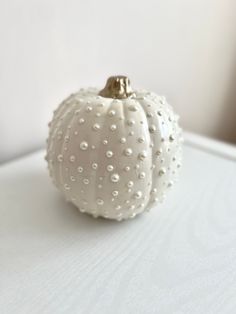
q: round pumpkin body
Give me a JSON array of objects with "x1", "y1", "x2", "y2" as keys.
[{"x1": 46, "y1": 77, "x2": 183, "y2": 221}]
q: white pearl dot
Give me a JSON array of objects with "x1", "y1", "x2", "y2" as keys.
[
  {"x1": 93, "y1": 123, "x2": 100, "y2": 131},
  {"x1": 79, "y1": 118, "x2": 85, "y2": 124},
  {"x1": 124, "y1": 148, "x2": 133, "y2": 157},
  {"x1": 120, "y1": 137, "x2": 126, "y2": 144},
  {"x1": 159, "y1": 168, "x2": 166, "y2": 176},
  {"x1": 169, "y1": 134, "x2": 175, "y2": 142},
  {"x1": 64, "y1": 135, "x2": 69, "y2": 143},
  {"x1": 110, "y1": 173, "x2": 120, "y2": 183},
  {"x1": 106, "y1": 151, "x2": 113, "y2": 158},
  {"x1": 147, "y1": 112, "x2": 153, "y2": 118},
  {"x1": 138, "y1": 150, "x2": 147, "y2": 161},
  {"x1": 134, "y1": 191, "x2": 142, "y2": 199},
  {"x1": 64, "y1": 183, "x2": 70, "y2": 190},
  {"x1": 92, "y1": 163, "x2": 98, "y2": 170},
  {"x1": 129, "y1": 205, "x2": 135, "y2": 210},
  {"x1": 112, "y1": 190, "x2": 119, "y2": 197},
  {"x1": 149, "y1": 125, "x2": 156, "y2": 133},
  {"x1": 156, "y1": 149, "x2": 162, "y2": 156},
  {"x1": 106, "y1": 165, "x2": 114, "y2": 172},
  {"x1": 96, "y1": 198, "x2": 104, "y2": 205},
  {"x1": 83, "y1": 178, "x2": 90, "y2": 185},
  {"x1": 127, "y1": 181, "x2": 134, "y2": 188},
  {"x1": 57, "y1": 154, "x2": 63, "y2": 162},
  {"x1": 70, "y1": 175, "x2": 76, "y2": 182},
  {"x1": 128, "y1": 105, "x2": 138, "y2": 111},
  {"x1": 127, "y1": 119, "x2": 135, "y2": 126},
  {"x1": 86, "y1": 106, "x2": 92, "y2": 112},
  {"x1": 139, "y1": 172, "x2": 146, "y2": 179},
  {"x1": 77, "y1": 166, "x2": 83, "y2": 173},
  {"x1": 103, "y1": 139, "x2": 108, "y2": 145},
  {"x1": 124, "y1": 166, "x2": 130, "y2": 172},
  {"x1": 108, "y1": 110, "x2": 116, "y2": 117},
  {"x1": 80, "y1": 141, "x2": 88, "y2": 150},
  {"x1": 110, "y1": 124, "x2": 117, "y2": 131},
  {"x1": 138, "y1": 137, "x2": 145, "y2": 143},
  {"x1": 70, "y1": 155, "x2": 76, "y2": 162}
]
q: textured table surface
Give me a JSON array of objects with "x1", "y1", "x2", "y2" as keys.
[{"x1": 1, "y1": 133, "x2": 236, "y2": 314}]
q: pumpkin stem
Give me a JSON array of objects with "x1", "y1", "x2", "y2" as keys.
[{"x1": 99, "y1": 76, "x2": 134, "y2": 99}]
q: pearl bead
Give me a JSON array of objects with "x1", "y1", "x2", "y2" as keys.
[
  {"x1": 93, "y1": 123, "x2": 100, "y2": 131},
  {"x1": 110, "y1": 124, "x2": 117, "y2": 131},
  {"x1": 127, "y1": 181, "x2": 134, "y2": 188},
  {"x1": 138, "y1": 137, "x2": 145, "y2": 143},
  {"x1": 128, "y1": 105, "x2": 138, "y2": 111},
  {"x1": 139, "y1": 172, "x2": 146, "y2": 179},
  {"x1": 127, "y1": 119, "x2": 135, "y2": 126},
  {"x1": 64, "y1": 135, "x2": 69, "y2": 143},
  {"x1": 169, "y1": 134, "x2": 175, "y2": 142},
  {"x1": 134, "y1": 191, "x2": 142, "y2": 199},
  {"x1": 110, "y1": 173, "x2": 120, "y2": 183},
  {"x1": 124, "y1": 148, "x2": 133, "y2": 157},
  {"x1": 70, "y1": 155, "x2": 76, "y2": 162},
  {"x1": 57, "y1": 154, "x2": 63, "y2": 162},
  {"x1": 96, "y1": 198, "x2": 104, "y2": 205},
  {"x1": 149, "y1": 125, "x2": 156, "y2": 133},
  {"x1": 146, "y1": 112, "x2": 153, "y2": 118},
  {"x1": 106, "y1": 150, "x2": 113, "y2": 158},
  {"x1": 92, "y1": 163, "x2": 98, "y2": 170},
  {"x1": 120, "y1": 137, "x2": 126, "y2": 144},
  {"x1": 138, "y1": 151, "x2": 147, "y2": 161},
  {"x1": 159, "y1": 168, "x2": 166, "y2": 176},
  {"x1": 106, "y1": 165, "x2": 114, "y2": 172},
  {"x1": 64, "y1": 183, "x2": 70, "y2": 190},
  {"x1": 77, "y1": 166, "x2": 83, "y2": 173},
  {"x1": 80, "y1": 141, "x2": 88, "y2": 150},
  {"x1": 124, "y1": 166, "x2": 130, "y2": 172},
  {"x1": 70, "y1": 175, "x2": 76, "y2": 182},
  {"x1": 156, "y1": 149, "x2": 162, "y2": 156},
  {"x1": 108, "y1": 110, "x2": 116, "y2": 117}
]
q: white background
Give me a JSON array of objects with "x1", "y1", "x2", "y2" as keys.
[{"x1": 0, "y1": 0, "x2": 236, "y2": 163}]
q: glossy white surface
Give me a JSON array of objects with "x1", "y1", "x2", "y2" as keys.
[
  {"x1": 1, "y1": 134, "x2": 236, "y2": 313},
  {"x1": 46, "y1": 89, "x2": 182, "y2": 220}
]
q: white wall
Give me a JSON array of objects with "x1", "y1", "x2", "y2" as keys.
[{"x1": 0, "y1": 0, "x2": 236, "y2": 163}]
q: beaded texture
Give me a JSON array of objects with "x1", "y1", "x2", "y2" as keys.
[{"x1": 46, "y1": 87, "x2": 183, "y2": 221}]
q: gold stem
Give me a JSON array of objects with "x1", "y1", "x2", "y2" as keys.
[{"x1": 99, "y1": 76, "x2": 134, "y2": 99}]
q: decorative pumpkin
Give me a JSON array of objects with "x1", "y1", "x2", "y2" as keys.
[{"x1": 46, "y1": 76, "x2": 183, "y2": 221}]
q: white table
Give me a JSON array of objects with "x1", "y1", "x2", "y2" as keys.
[{"x1": 1, "y1": 132, "x2": 236, "y2": 314}]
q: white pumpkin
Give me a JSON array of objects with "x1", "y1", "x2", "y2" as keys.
[{"x1": 46, "y1": 76, "x2": 183, "y2": 221}]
